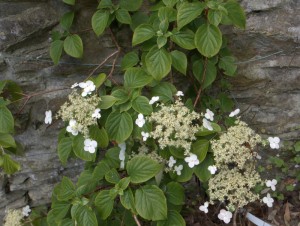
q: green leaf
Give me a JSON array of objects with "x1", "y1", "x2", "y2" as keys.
[
  {"x1": 105, "y1": 111, "x2": 133, "y2": 143},
  {"x1": 191, "y1": 139, "x2": 209, "y2": 163},
  {"x1": 91, "y1": 73, "x2": 106, "y2": 88},
  {"x1": 93, "y1": 161, "x2": 110, "y2": 180},
  {"x1": 219, "y1": 93, "x2": 234, "y2": 112},
  {"x1": 95, "y1": 190, "x2": 114, "y2": 219},
  {"x1": 218, "y1": 56, "x2": 237, "y2": 76},
  {"x1": 105, "y1": 168, "x2": 120, "y2": 184},
  {"x1": 223, "y1": 0, "x2": 246, "y2": 29},
  {"x1": 121, "y1": 52, "x2": 139, "y2": 70},
  {"x1": 194, "y1": 153, "x2": 214, "y2": 182},
  {"x1": 120, "y1": 188, "x2": 136, "y2": 212},
  {"x1": 72, "y1": 135, "x2": 96, "y2": 161},
  {"x1": 145, "y1": 47, "x2": 172, "y2": 80},
  {"x1": 73, "y1": 205, "x2": 98, "y2": 226},
  {"x1": 0, "y1": 106, "x2": 14, "y2": 133},
  {"x1": 132, "y1": 24, "x2": 155, "y2": 46},
  {"x1": 195, "y1": 23, "x2": 222, "y2": 58},
  {"x1": 132, "y1": 96, "x2": 153, "y2": 115},
  {"x1": 89, "y1": 126, "x2": 109, "y2": 149},
  {"x1": 177, "y1": 2, "x2": 205, "y2": 30},
  {"x1": 195, "y1": 122, "x2": 221, "y2": 136},
  {"x1": 135, "y1": 185, "x2": 167, "y2": 221},
  {"x1": 163, "y1": 0, "x2": 178, "y2": 8},
  {"x1": 124, "y1": 67, "x2": 153, "y2": 88},
  {"x1": 50, "y1": 40, "x2": 64, "y2": 65},
  {"x1": 165, "y1": 182, "x2": 185, "y2": 205},
  {"x1": 92, "y1": 10, "x2": 110, "y2": 36},
  {"x1": 170, "y1": 29, "x2": 195, "y2": 50},
  {"x1": 208, "y1": 10, "x2": 222, "y2": 26},
  {"x1": 158, "y1": 7, "x2": 177, "y2": 22},
  {"x1": 57, "y1": 177, "x2": 75, "y2": 201},
  {"x1": 170, "y1": 161, "x2": 193, "y2": 182},
  {"x1": 192, "y1": 59, "x2": 217, "y2": 89},
  {"x1": 116, "y1": 9, "x2": 131, "y2": 24},
  {"x1": 127, "y1": 156, "x2": 162, "y2": 183},
  {"x1": 57, "y1": 137, "x2": 73, "y2": 165},
  {"x1": 98, "y1": 0, "x2": 113, "y2": 9},
  {"x1": 117, "y1": 177, "x2": 131, "y2": 190},
  {"x1": 157, "y1": 210, "x2": 185, "y2": 226},
  {"x1": 294, "y1": 141, "x2": 300, "y2": 152},
  {"x1": 47, "y1": 201, "x2": 71, "y2": 223},
  {"x1": 104, "y1": 147, "x2": 122, "y2": 168},
  {"x1": 112, "y1": 89, "x2": 130, "y2": 105},
  {"x1": 151, "y1": 82, "x2": 176, "y2": 103},
  {"x1": 170, "y1": 50, "x2": 187, "y2": 75},
  {"x1": 157, "y1": 36, "x2": 168, "y2": 49},
  {"x1": 99, "y1": 95, "x2": 118, "y2": 109},
  {"x1": 2, "y1": 154, "x2": 20, "y2": 174},
  {"x1": 120, "y1": 0, "x2": 143, "y2": 11},
  {"x1": 0, "y1": 133, "x2": 16, "y2": 148},
  {"x1": 64, "y1": 34, "x2": 83, "y2": 58},
  {"x1": 60, "y1": 12, "x2": 74, "y2": 30},
  {"x1": 63, "y1": 0, "x2": 75, "y2": 6}
]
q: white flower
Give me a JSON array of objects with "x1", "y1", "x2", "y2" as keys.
[
  {"x1": 66, "y1": 119, "x2": 79, "y2": 136},
  {"x1": 118, "y1": 142, "x2": 126, "y2": 152},
  {"x1": 184, "y1": 153, "x2": 199, "y2": 168},
  {"x1": 176, "y1": 91, "x2": 184, "y2": 97},
  {"x1": 71, "y1": 83, "x2": 79, "y2": 89},
  {"x1": 199, "y1": 202, "x2": 209, "y2": 213},
  {"x1": 141, "y1": 131, "x2": 149, "y2": 141},
  {"x1": 92, "y1": 108, "x2": 101, "y2": 119},
  {"x1": 263, "y1": 193, "x2": 274, "y2": 207},
  {"x1": 208, "y1": 165, "x2": 217, "y2": 174},
  {"x1": 84, "y1": 139, "x2": 97, "y2": 153},
  {"x1": 204, "y1": 109, "x2": 214, "y2": 121},
  {"x1": 79, "y1": 80, "x2": 96, "y2": 97},
  {"x1": 135, "y1": 114, "x2": 145, "y2": 127},
  {"x1": 268, "y1": 137, "x2": 280, "y2": 149},
  {"x1": 168, "y1": 156, "x2": 176, "y2": 168},
  {"x1": 174, "y1": 164, "x2": 183, "y2": 175},
  {"x1": 44, "y1": 110, "x2": 52, "y2": 124},
  {"x1": 218, "y1": 209, "x2": 233, "y2": 224},
  {"x1": 229, "y1": 108, "x2": 240, "y2": 117},
  {"x1": 22, "y1": 205, "x2": 31, "y2": 217},
  {"x1": 149, "y1": 96, "x2": 159, "y2": 105},
  {"x1": 118, "y1": 143, "x2": 126, "y2": 169},
  {"x1": 266, "y1": 179, "x2": 277, "y2": 191},
  {"x1": 203, "y1": 118, "x2": 213, "y2": 131}
]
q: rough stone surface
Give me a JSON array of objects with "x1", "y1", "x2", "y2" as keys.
[{"x1": 0, "y1": 0, "x2": 299, "y2": 223}]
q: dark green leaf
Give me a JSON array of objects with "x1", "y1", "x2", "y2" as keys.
[
  {"x1": 170, "y1": 50, "x2": 187, "y2": 75},
  {"x1": 57, "y1": 177, "x2": 75, "y2": 201},
  {"x1": 132, "y1": 24, "x2": 155, "y2": 46},
  {"x1": 95, "y1": 190, "x2": 114, "y2": 219},
  {"x1": 92, "y1": 10, "x2": 110, "y2": 36},
  {"x1": 112, "y1": 89, "x2": 130, "y2": 105},
  {"x1": 60, "y1": 12, "x2": 74, "y2": 30},
  {"x1": 57, "y1": 137, "x2": 73, "y2": 165},
  {"x1": 157, "y1": 210, "x2": 185, "y2": 226},
  {"x1": 50, "y1": 40, "x2": 63, "y2": 65},
  {"x1": 151, "y1": 82, "x2": 176, "y2": 103},
  {"x1": 99, "y1": 95, "x2": 118, "y2": 109},
  {"x1": 0, "y1": 133, "x2": 16, "y2": 148},
  {"x1": 120, "y1": 0, "x2": 143, "y2": 11},
  {"x1": 89, "y1": 126, "x2": 109, "y2": 149},
  {"x1": 218, "y1": 56, "x2": 237, "y2": 76},
  {"x1": 208, "y1": 10, "x2": 222, "y2": 26},
  {"x1": 163, "y1": 0, "x2": 178, "y2": 8},
  {"x1": 72, "y1": 135, "x2": 96, "y2": 161},
  {"x1": 177, "y1": 2, "x2": 205, "y2": 29},
  {"x1": 120, "y1": 188, "x2": 136, "y2": 212},
  {"x1": 135, "y1": 185, "x2": 167, "y2": 221},
  {"x1": 223, "y1": 0, "x2": 246, "y2": 29},
  {"x1": 121, "y1": 52, "x2": 139, "y2": 70},
  {"x1": 192, "y1": 59, "x2": 217, "y2": 89},
  {"x1": 63, "y1": 0, "x2": 75, "y2": 6},
  {"x1": 2, "y1": 154, "x2": 20, "y2": 174},
  {"x1": 157, "y1": 36, "x2": 168, "y2": 49},
  {"x1": 158, "y1": 7, "x2": 177, "y2": 22},
  {"x1": 194, "y1": 153, "x2": 214, "y2": 182},
  {"x1": 105, "y1": 111, "x2": 133, "y2": 143},
  {"x1": 116, "y1": 9, "x2": 131, "y2": 24},
  {"x1": 170, "y1": 29, "x2": 195, "y2": 50},
  {"x1": 105, "y1": 168, "x2": 120, "y2": 184},
  {"x1": 191, "y1": 139, "x2": 209, "y2": 163},
  {"x1": 165, "y1": 182, "x2": 185, "y2": 205},
  {"x1": 91, "y1": 73, "x2": 106, "y2": 88},
  {"x1": 73, "y1": 205, "x2": 98, "y2": 226},
  {"x1": 124, "y1": 67, "x2": 153, "y2": 88},
  {"x1": 0, "y1": 106, "x2": 14, "y2": 133},
  {"x1": 132, "y1": 96, "x2": 153, "y2": 115},
  {"x1": 127, "y1": 156, "x2": 162, "y2": 183}
]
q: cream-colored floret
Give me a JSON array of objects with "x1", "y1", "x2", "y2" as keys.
[
  {"x1": 148, "y1": 100, "x2": 200, "y2": 154},
  {"x1": 57, "y1": 91, "x2": 101, "y2": 137},
  {"x1": 4, "y1": 209, "x2": 23, "y2": 226}
]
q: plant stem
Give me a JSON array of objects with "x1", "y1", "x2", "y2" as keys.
[
  {"x1": 193, "y1": 57, "x2": 208, "y2": 108},
  {"x1": 133, "y1": 214, "x2": 142, "y2": 226}
]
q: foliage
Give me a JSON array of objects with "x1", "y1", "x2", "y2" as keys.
[{"x1": 0, "y1": 80, "x2": 22, "y2": 174}]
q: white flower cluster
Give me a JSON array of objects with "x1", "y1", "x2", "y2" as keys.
[
  {"x1": 71, "y1": 80, "x2": 96, "y2": 97},
  {"x1": 57, "y1": 91, "x2": 101, "y2": 137},
  {"x1": 167, "y1": 156, "x2": 183, "y2": 175},
  {"x1": 202, "y1": 109, "x2": 214, "y2": 131},
  {"x1": 148, "y1": 99, "x2": 200, "y2": 154}
]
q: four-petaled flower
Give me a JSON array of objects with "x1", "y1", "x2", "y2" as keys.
[
  {"x1": 208, "y1": 165, "x2": 217, "y2": 174},
  {"x1": 79, "y1": 80, "x2": 96, "y2": 97},
  {"x1": 118, "y1": 143, "x2": 126, "y2": 169},
  {"x1": 22, "y1": 205, "x2": 31, "y2": 217},
  {"x1": 266, "y1": 179, "x2": 277, "y2": 191},
  {"x1": 44, "y1": 110, "x2": 52, "y2": 124},
  {"x1": 229, "y1": 108, "x2": 240, "y2": 117},
  {"x1": 66, "y1": 119, "x2": 79, "y2": 136},
  {"x1": 203, "y1": 118, "x2": 213, "y2": 131},
  {"x1": 184, "y1": 154, "x2": 199, "y2": 168},
  {"x1": 204, "y1": 109, "x2": 214, "y2": 121},
  {"x1": 218, "y1": 209, "x2": 233, "y2": 224},
  {"x1": 71, "y1": 83, "x2": 79, "y2": 89},
  {"x1": 262, "y1": 193, "x2": 274, "y2": 207},
  {"x1": 149, "y1": 96, "x2": 159, "y2": 105},
  {"x1": 176, "y1": 91, "x2": 184, "y2": 97},
  {"x1": 268, "y1": 137, "x2": 280, "y2": 149},
  {"x1": 168, "y1": 156, "x2": 176, "y2": 168},
  {"x1": 92, "y1": 108, "x2": 101, "y2": 119},
  {"x1": 135, "y1": 114, "x2": 145, "y2": 127},
  {"x1": 174, "y1": 164, "x2": 183, "y2": 175},
  {"x1": 141, "y1": 131, "x2": 149, "y2": 141},
  {"x1": 199, "y1": 202, "x2": 209, "y2": 213},
  {"x1": 84, "y1": 139, "x2": 97, "y2": 153}
]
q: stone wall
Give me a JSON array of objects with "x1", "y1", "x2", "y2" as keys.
[{"x1": 0, "y1": 0, "x2": 299, "y2": 223}]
